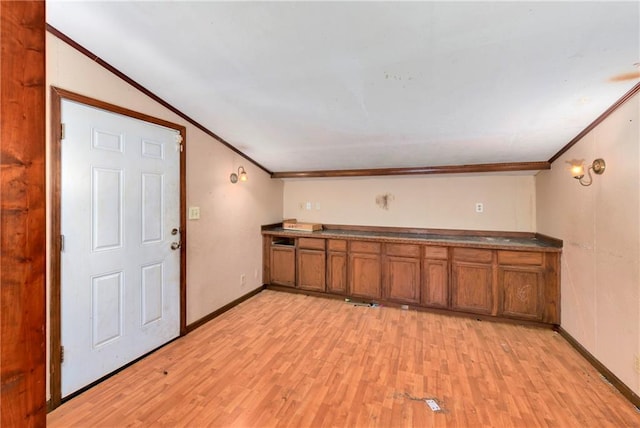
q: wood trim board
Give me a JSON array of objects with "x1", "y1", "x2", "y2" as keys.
[
  {"x1": 46, "y1": 24, "x2": 271, "y2": 175},
  {"x1": 557, "y1": 327, "x2": 640, "y2": 410},
  {"x1": 271, "y1": 161, "x2": 550, "y2": 179},
  {"x1": 47, "y1": 24, "x2": 640, "y2": 178},
  {"x1": 549, "y1": 82, "x2": 640, "y2": 164},
  {"x1": 1, "y1": 1, "x2": 47, "y2": 425},
  {"x1": 186, "y1": 286, "x2": 266, "y2": 333}
]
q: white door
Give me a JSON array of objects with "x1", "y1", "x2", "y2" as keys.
[{"x1": 60, "y1": 100, "x2": 181, "y2": 397}]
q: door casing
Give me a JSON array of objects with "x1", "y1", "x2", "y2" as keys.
[{"x1": 49, "y1": 87, "x2": 187, "y2": 409}]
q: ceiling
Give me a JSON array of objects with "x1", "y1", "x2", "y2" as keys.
[{"x1": 47, "y1": 1, "x2": 640, "y2": 175}]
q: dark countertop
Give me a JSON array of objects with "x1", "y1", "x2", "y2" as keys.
[{"x1": 262, "y1": 227, "x2": 562, "y2": 252}]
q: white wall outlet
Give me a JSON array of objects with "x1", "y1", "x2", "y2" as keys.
[
  {"x1": 305, "y1": 201, "x2": 312, "y2": 210},
  {"x1": 188, "y1": 206, "x2": 200, "y2": 220},
  {"x1": 475, "y1": 202, "x2": 484, "y2": 213},
  {"x1": 240, "y1": 274, "x2": 246, "y2": 287}
]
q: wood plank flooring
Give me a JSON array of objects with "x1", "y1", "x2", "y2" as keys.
[{"x1": 48, "y1": 290, "x2": 640, "y2": 427}]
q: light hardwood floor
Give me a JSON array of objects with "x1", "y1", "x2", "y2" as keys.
[{"x1": 48, "y1": 290, "x2": 640, "y2": 427}]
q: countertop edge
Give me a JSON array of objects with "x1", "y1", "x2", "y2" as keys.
[{"x1": 261, "y1": 227, "x2": 562, "y2": 252}]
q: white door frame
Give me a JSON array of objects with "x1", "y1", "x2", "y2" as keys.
[{"x1": 49, "y1": 87, "x2": 187, "y2": 408}]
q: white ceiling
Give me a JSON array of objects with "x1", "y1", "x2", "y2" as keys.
[{"x1": 47, "y1": 1, "x2": 640, "y2": 174}]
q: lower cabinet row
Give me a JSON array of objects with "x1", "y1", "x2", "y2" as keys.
[{"x1": 267, "y1": 238, "x2": 559, "y2": 324}]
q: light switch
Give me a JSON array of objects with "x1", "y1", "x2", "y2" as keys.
[{"x1": 188, "y1": 206, "x2": 200, "y2": 220}]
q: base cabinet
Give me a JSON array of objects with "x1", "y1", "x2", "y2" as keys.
[
  {"x1": 422, "y1": 259, "x2": 448, "y2": 308},
  {"x1": 499, "y1": 267, "x2": 543, "y2": 320},
  {"x1": 349, "y1": 241, "x2": 382, "y2": 299},
  {"x1": 298, "y1": 249, "x2": 326, "y2": 291},
  {"x1": 327, "y1": 239, "x2": 347, "y2": 294},
  {"x1": 270, "y1": 246, "x2": 295, "y2": 287},
  {"x1": 497, "y1": 251, "x2": 547, "y2": 321},
  {"x1": 297, "y1": 238, "x2": 326, "y2": 292},
  {"x1": 422, "y1": 246, "x2": 449, "y2": 308},
  {"x1": 263, "y1": 230, "x2": 560, "y2": 325},
  {"x1": 383, "y1": 243, "x2": 421, "y2": 304},
  {"x1": 327, "y1": 252, "x2": 347, "y2": 294},
  {"x1": 451, "y1": 248, "x2": 494, "y2": 315},
  {"x1": 452, "y1": 262, "x2": 493, "y2": 315}
]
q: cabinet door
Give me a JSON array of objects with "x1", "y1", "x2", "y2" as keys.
[
  {"x1": 384, "y1": 256, "x2": 420, "y2": 304},
  {"x1": 422, "y1": 259, "x2": 449, "y2": 308},
  {"x1": 451, "y1": 261, "x2": 493, "y2": 314},
  {"x1": 327, "y1": 252, "x2": 347, "y2": 294},
  {"x1": 349, "y1": 253, "x2": 381, "y2": 299},
  {"x1": 297, "y1": 249, "x2": 326, "y2": 292},
  {"x1": 270, "y1": 246, "x2": 295, "y2": 287},
  {"x1": 499, "y1": 267, "x2": 543, "y2": 321}
]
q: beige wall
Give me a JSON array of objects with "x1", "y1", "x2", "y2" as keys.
[
  {"x1": 283, "y1": 174, "x2": 536, "y2": 231},
  {"x1": 46, "y1": 32, "x2": 284, "y2": 396},
  {"x1": 536, "y1": 93, "x2": 640, "y2": 394}
]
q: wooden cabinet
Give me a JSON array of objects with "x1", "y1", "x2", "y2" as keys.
[
  {"x1": 384, "y1": 244, "x2": 420, "y2": 304},
  {"x1": 270, "y1": 245, "x2": 295, "y2": 287},
  {"x1": 349, "y1": 241, "x2": 381, "y2": 299},
  {"x1": 497, "y1": 251, "x2": 545, "y2": 321},
  {"x1": 327, "y1": 239, "x2": 347, "y2": 294},
  {"x1": 297, "y1": 238, "x2": 326, "y2": 291},
  {"x1": 451, "y1": 248, "x2": 494, "y2": 315},
  {"x1": 262, "y1": 228, "x2": 561, "y2": 326},
  {"x1": 422, "y1": 246, "x2": 449, "y2": 308}
]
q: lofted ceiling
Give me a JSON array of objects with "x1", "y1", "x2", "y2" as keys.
[{"x1": 47, "y1": 1, "x2": 640, "y2": 175}]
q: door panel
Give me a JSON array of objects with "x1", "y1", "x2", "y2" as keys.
[
  {"x1": 91, "y1": 271, "x2": 123, "y2": 347},
  {"x1": 61, "y1": 100, "x2": 181, "y2": 397}
]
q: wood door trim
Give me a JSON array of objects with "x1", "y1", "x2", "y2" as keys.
[{"x1": 49, "y1": 87, "x2": 188, "y2": 409}]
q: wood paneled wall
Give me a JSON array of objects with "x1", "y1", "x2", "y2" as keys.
[{"x1": 1, "y1": 1, "x2": 47, "y2": 426}]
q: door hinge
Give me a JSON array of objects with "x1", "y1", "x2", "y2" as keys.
[
  {"x1": 180, "y1": 143, "x2": 184, "y2": 152},
  {"x1": 61, "y1": 123, "x2": 65, "y2": 140},
  {"x1": 60, "y1": 234, "x2": 65, "y2": 252},
  {"x1": 175, "y1": 133, "x2": 183, "y2": 144},
  {"x1": 60, "y1": 346, "x2": 65, "y2": 363}
]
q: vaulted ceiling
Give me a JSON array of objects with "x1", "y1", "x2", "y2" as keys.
[{"x1": 47, "y1": 1, "x2": 640, "y2": 175}]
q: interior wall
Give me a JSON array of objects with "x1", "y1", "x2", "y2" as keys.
[
  {"x1": 283, "y1": 174, "x2": 536, "y2": 231},
  {"x1": 45, "y1": 33, "x2": 284, "y2": 397},
  {"x1": 536, "y1": 92, "x2": 640, "y2": 394}
]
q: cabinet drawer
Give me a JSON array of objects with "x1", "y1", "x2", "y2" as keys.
[
  {"x1": 298, "y1": 238, "x2": 325, "y2": 250},
  {"x1": 350, "y1": 241, "x2": 381, "y2": 254},
  {"x1": 386, "y1": 243, "x2": 420, "y2": 258},
  {"x1": 424, "y1": 246, "x2": 448, "y2": 259},
  {"x1": 328, "y1": 239, "x2": 347, "y2": 252},
  {"x1": 453, "y1": 247, "x2": 493, "y2": 263},
  {"x1": 498, "y1": 251, "x2": 543, "y2": 266}
]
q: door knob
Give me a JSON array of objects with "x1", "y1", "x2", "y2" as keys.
[{"x1": 171, "y1": 241, "x2": 181, "y2": 250}]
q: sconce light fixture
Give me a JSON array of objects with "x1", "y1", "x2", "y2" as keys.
[
  {"x1": 230, "y1": 166, "x2": 248, "y2": 184},
  {"x1": 566, "y1": 158, "x2": 606, "y2": 186}
]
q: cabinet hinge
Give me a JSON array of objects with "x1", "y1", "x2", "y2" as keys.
[
  {"x1": 60, "y1": 234, "x2": 64, "y2": 252},
  {"x1": 61, "y1": 123, "x2": 65, "y2": 140},
  {"x1": 60, "y1": 346, "x2": 65, "y2": 363}
]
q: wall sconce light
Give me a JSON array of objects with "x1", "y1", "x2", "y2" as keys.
[
  {"x1": 566, "y1": 158, "x2": 606, "y2": 186},
  {"x1": 230, "y1": 166, "x2": 248, "y2": 184}
]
